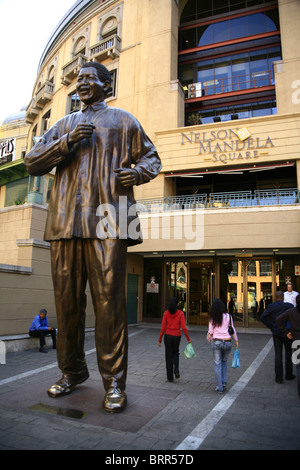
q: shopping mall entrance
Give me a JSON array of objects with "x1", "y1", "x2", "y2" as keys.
[
  {"x1": 143, "y1": 257, "x2": 215, "y2": 325},
  {"x1": 142, "y1": 254, "x2": 300, "y2": 327}
]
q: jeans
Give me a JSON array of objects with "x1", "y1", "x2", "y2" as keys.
[
  {"x1": 272, "y1": 334, "x2": 294, "y2": 382},
  {"x1": 212, "y1": 340, "x2": 232, "y2": 392},
  {"x1": 164, "y1": 334, "x2": 181, "y2": 381}
]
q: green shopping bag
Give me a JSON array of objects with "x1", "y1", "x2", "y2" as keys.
[{"x1": 184, "y1": 343, "x2": 196, "y2": 359}]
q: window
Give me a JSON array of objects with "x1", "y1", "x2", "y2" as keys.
[
  {"x1": 180, "y1": 0, "x2": 276, "y2": 24},
  {"x1": 179, "y1": 46, "x2": 280, "y2": 96},
  {"x1": 69, "y1": 91, "x2": 81, "y2": 113},
  {"x1": 180, "y1": 11, "x2": 279, "y2": 50},
  {"x1": 41, "y1": 110, "x2": 51, "y2": 134},
  {"x1": 179, "y1": 3, "x2": 280, "y2": 124},
  {"x1": 247, "y1": 262, "x2": 256, "y2": 277},
  {"x1": 185, "y1": 99, "x2": 277, "y2": 125},
  {"x1": 260, "y1": 261, "x2": 272, "y2": 276}
]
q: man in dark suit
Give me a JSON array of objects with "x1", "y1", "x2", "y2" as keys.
[
  {"x1": 260, "y1": 291, "x2": 295, "y2": 384},
  {"x1": 25, "y1": 62, "x2": 162, "y2": 412}
]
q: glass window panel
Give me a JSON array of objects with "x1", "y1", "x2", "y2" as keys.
[
  {"x1": 181, "y1": 1, "x2": 197, "y2": 23},
  {"x1": 197, "y1": 61, "x2": 214, "y2": 94},
  {"x1": 197, "y1": 0, "x2": 212, "y2": 19},
  {"x1": 199, "y1": 109, "x2": 216, "y2": 124},
  {"x1": 198, "y1": 25, "x2": 213, "y2": 46},
  {"x1": 265, "y1": 14, "x2": 277, "y2": 32},
  {"x1": 234, "y1": 103, "x2": 251, "y2": 119},
  {"x1": 229, "y1": 0, "x2": 245, "y2": 10},
  {"x1": 248, "y1": 261, "x2": 256, "y2": 276},
  {"x1": 214, "y1": 57, "x2": 231, "y2": 93},
  {"x1": 266, "y1": 10, "x2": 280, "y2": 30},
  {"x1": 232, "y1": 53, "x2": 250, "y2": 90},
  {"x1": 181, "y1": 29, "x2": 197, "y2": 50},
  {"x1": 260, "y1": 261, "x2": 272, "y2": 276},
  {"x1": 231, "y1": 17, "x2": 247, "y2": 39},
  {"x1": 247, "y1": 13, "x2": 266, "y2": 35},
  {"x1": 213, "y1": 21, "x2": 230, "y2": 43},
  {"x1": 252, "y1": 101, "x2": 271, "y2": 117}
]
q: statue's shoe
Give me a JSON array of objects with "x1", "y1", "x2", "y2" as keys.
[
  {"x1": 103, "y1": 387, "x2": 127, "y2": 413},
  {"x1": 47, "y1": 371, "x2": 89, "y2": 398}
]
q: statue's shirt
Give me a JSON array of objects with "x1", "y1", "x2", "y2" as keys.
[{"x1": 25, "y1": 102, "x2": 161, "y2": 245}]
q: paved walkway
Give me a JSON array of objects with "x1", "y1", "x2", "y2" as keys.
[{"x1": 0, "y1": 324, "x2": 299, "y2": 451}]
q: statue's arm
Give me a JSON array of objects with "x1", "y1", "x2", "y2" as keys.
[{"x1": 24, "y1": 121, "x2": 71, "y2": 176}]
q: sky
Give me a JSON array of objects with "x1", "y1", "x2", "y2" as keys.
[{"x1": 0, "y1": 0, "x2": 77, "y2": 124}]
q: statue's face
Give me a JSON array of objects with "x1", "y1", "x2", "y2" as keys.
[{"x1": 76, "y1": 67, "x2": 108, "y2": 104}]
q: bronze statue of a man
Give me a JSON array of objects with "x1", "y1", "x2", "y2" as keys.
[{"x1": 24, "y1": 62, "x2": 162, "y2": 413}]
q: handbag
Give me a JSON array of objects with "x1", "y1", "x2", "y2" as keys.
[
  {"x1": 228, "y1": 314, "x2": 234, "y2": 336},
  {"x1": 231, "y1": 348, "x2": 240, "y2": 368},
  {"x1": 184, "y1": 343, "x2": 196, "y2": 359}
]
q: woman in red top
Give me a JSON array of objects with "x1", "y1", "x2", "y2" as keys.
[{"x1": 158, "y1": 297, "x2": 191, "y2": 382}]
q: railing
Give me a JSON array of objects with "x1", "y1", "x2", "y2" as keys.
[
  {"x1": 254, "y1": 188, "x2": 300, "y2": 206},
  {"x1": 89, "y1": 35, "x2": 121, "y2": 61},
  {"x1": 209, "y1": 191, "x2": 252, "y2": 208},
  {"x1": 185, "y1": 70, "x2": 274, "y2": 99},
  {"x1": 61, "y1": 54, "x2": 87, "y2": 85},
  {"x1": 136, "y1": 189, "x2": 299, "y2": 213},
  {"x1": 35, "y1": 80, "x2": 54, "y2": 106}
]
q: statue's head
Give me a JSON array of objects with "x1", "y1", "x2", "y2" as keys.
[{"x1": 76, "y1": 61, "x2": 112, "y2": 104}]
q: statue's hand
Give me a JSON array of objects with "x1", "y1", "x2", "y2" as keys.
[
  {"x1": 115, "y1": 168, "x2": 138, "y2": 187},
  {"x1": 68, "y1": 122, "x2": 96, "y2": 144}
]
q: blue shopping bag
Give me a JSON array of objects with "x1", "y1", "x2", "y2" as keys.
[{"x1": 231, "y1": 348, "x2": 240, "y2": 368}]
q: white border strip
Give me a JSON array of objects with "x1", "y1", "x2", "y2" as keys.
[{"x1": 176, "y1": 338, "x2": 273, "y2": 450}]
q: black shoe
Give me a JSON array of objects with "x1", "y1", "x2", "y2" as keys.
[
  {"x1": 53, "y1": 345, "x2": 56, "y2": 349},
  {"x1": 275, "y1": 378, "x2": 283, "y2": 384},
  {"x1": 39, "y1": 347, "x2": 48, "y2": 353},
  {"x1": 286, "y1": 375, "x2": 296, "y2": 380},
  {"x1": 175, "y1": 373, "x2": 180, "y2": 379}
]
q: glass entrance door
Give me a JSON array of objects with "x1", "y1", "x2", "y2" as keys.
[
  {"x1": 220, "y1": 258, "x2": 276, "y2": 327},
  {"x1": 189, "y1": 259, "x2": 215, "y2": 325},
  {"x1": 166, "y1": 261, "x2": 188, "y2": 316}
]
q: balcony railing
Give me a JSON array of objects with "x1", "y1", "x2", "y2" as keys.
[
  {"x1": 136, "y1": 189, "x2": 300, "y2": 212},
  {"x1": 35, "y1": 80, "x2": 54, "y2": 107},
  {"x1": 185, "y1": 70, "x2": 274, "y2": 100},
  {"x1": 89, "y1": 34, "x2": 121, "y2": 61},
  {"x1": 25, "y1": 98, "x2": 41, "y2": 123},
  {"x1": 61, "y1": 53, "x2": 87, "y2": 86}
]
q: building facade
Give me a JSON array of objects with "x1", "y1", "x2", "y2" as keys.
[{"x1": 0, "y1": 0, "x2": 300, "y2": 334}]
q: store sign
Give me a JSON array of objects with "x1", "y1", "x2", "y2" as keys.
[
  {"x1": 295, "y1": 266, "x2": 300, "y2": 276},
  {"x1": 181, "y1": 127, "x2": 275, "y2": 165},
  {"x1": 0, "y1": 138, "x2": 16, "y2": 166},
  {"x1": 146, "y1": 276, "x2": 159, "y2": 293}
]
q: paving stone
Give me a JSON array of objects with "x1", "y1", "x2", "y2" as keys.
[{"x1": 0, "y1": 325, "x2": 299, "y2": 450}]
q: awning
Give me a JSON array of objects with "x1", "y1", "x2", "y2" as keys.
[
  {"x1": 164, "y1": 162, "x2": 295, "y2": 178},
  {"x1": 0, "y1": 159, "x2": 28, "y2": 186}
]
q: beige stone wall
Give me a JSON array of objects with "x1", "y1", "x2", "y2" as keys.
[
  {"x1": 129, "y1": 205, "x2": 300, "y2": 254},
  {"x1": 0, "y1": 205, "x2": 95, "y2": 335},
  {"x1": 275, "y1": 0, "x2": 300, "y2": 115}
]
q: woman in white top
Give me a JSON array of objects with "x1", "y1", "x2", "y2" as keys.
[{"x1": 207, "y1": 299, "x2": 239, "y2": 394}]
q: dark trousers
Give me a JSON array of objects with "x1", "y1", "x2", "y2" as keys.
[
  {"x1": 164, "y1": 334, "x2": 181, "y2": 381},
  {"x1": 29, "y1": 329, "x2": 56, "y2": 348},
  {"x1": 272, "y1": 334, "x2": 294, "y2": 381},
  {"x1": 50, "y1": 238, "x2": 128, "y2": 392}
]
